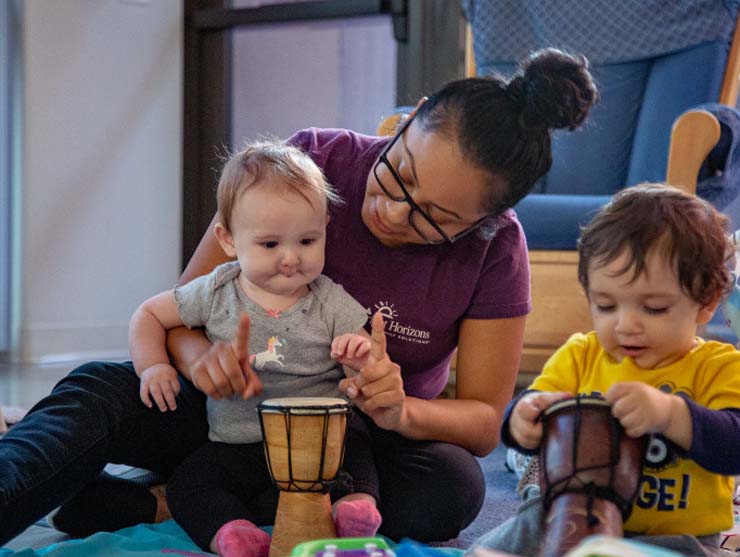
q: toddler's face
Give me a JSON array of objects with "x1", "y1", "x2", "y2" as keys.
[
  {"x1": 587, "y1": 249, "x2": 716, "y2": 369},
  {"x1": 228, "y1": 180, "x2": 327, "y2": 298}
]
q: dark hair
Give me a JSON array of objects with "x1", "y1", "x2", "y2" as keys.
[
  {"x1": 577, "y1": 183, "x2": 732, "y2": 306},
  {"x1": 415, "y1": 48, "x2": 598, "y2": 220}
]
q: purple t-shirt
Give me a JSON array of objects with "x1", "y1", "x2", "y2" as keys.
[{"x1": 288, "y1": 128, "x2": 531, "y2": 399}]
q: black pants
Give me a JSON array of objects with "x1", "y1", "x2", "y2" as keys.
[{"x1": 0, "y1": 361, "x2": 484, "y2": 545}]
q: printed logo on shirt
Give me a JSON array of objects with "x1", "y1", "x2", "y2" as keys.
[
  {"x1": 251, "y1": 335, "x2": 286, "y2": 369},
  {"x1": 367, "y1": 301, "x2": 431, "y2": 345}
]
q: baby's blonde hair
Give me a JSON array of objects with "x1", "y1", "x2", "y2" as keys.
[{"x1": 217, "y1": 139, "x2": 340, "y2": 233}]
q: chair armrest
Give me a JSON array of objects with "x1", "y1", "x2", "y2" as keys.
[
  {"x1": 376, "y1": 107, "x2": 413, "y2": 136},
  {"x1": 666, "y1": 109, "x2": 721, "y2": 194}
]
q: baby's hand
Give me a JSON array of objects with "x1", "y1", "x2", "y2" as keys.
[
  {"x1": 140, "y1": 363, "x2": 181, "y2": 412},
  {"x1": 510, "y1": 391, "x2": 572, "y2": 450},
  {"x1": 331, "y1": 333, "x2": 371, "y2": 373},
  {"x1": 605, "y1": 382, "x2": 674, "y2": 438}
]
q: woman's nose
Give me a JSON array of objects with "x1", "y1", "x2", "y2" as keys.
[{"x1": 383, "y1": 197, "x2": 412, "y2": 224}]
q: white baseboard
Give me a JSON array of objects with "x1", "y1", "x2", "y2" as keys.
[{"x1": 19, "y1": 322, "x2": 130, "y2": 365}]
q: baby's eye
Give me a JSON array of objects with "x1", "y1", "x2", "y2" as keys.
[
  {"x1": 595, "y1": 305, "x2": 615, "y2": 313},
  {"x1": 645, "y1": 306, "x2": 668, "y2": 315},
  {"x1": 300, "y1": 238, "x2": 316, "y2": 246},
  {"x1": 261, "y1": 241, "x2": 279, "y2": 249}
]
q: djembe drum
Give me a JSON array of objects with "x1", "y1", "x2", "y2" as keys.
[
  {"x1": 258, "y1": 397, "x2": 351, "y2": 557},
  {"x1": 539, "y1": 396, "x2": 647, "y2": 557}
]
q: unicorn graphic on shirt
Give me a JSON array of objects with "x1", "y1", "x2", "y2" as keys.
[{"x1": 252, "y1": 336, "x2": 286, "y2": 369}]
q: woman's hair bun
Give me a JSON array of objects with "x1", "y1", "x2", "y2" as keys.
[{"x1": 509, "y1": 48, "x2": 598, "y2": 131}]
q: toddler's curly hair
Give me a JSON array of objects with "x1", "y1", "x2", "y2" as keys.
[{"x1": 578, "y1": 183, "x2": 732, "y2": 306}]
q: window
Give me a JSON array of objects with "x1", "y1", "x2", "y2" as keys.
[{"x1": 0, "y1": 1, "x2": 21, "y2": 356}]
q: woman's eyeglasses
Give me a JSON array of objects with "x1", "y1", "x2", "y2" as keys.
[{"x1": 373, "y1": 113, "x2": 489, "y2": 245}]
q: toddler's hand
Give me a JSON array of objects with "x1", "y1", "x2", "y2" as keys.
[
  {"x1": 510, "y1": 391, "x2": 572, "y2": 450},
  {"x1": 606, "y1": 382, "x2": 675, "y2": 438},
  {"x1": 331, "y1": 333, "x2": 371, "y2": 373},
  {"x1": 140, "y1": 363, "x2": 181, "y2": 412}
]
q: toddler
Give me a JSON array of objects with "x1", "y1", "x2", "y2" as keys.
[{"x1": 472, "y1": 184, "x2": 740, "y2": 557}]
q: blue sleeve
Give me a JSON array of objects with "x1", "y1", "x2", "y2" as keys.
[
  {"x1": 500, "y1": 389, "x2": 539, "y2": 455},
  {"x1": 678, "y1": 395, "x2": 740, "y2": 475}
]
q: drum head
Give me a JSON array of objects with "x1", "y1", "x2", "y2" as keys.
[
  {"x1": 543, "y1": 395, "x2": 609, "y2": 417},
  {"x1": 258, "y1": 397, "x2": 350, "y2": 415}
]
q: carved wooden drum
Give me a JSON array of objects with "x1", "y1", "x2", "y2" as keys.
[
  {"x1": 258, "y1": 397, "x2": 351, "y2": 557},
  {"x1": 539, "y1": 396, "x2": 647, "y2": 557}
]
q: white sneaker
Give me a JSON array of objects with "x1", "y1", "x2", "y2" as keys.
[{"x1": 505, "y1": 447, "x2": 531, "y2": 479}]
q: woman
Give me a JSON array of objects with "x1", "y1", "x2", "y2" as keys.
[{"x1": 0, "y1": 48, "x2": 597, "y2": 544}]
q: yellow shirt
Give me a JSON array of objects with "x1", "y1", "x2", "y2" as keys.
[{"x1": 531, "y1": 332, "x2": 740, "y2": 536}]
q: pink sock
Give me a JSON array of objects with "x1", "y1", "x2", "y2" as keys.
[
  {"x1": 214, "y1": 519, "x2": 271, "y2": 557},
  {"x1": 333, "y1": 500, "x2": 382, "y2": 538}
]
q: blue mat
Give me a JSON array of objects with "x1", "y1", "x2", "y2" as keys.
[
  {"x1": 0, "y1": 521, "x2": 210, "y2": 557},
  {"x1": 0, "y1": 521, "x2": 466, "y2": 557}
]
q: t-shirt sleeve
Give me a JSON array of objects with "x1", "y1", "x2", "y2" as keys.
[
  {"x1": 314, "y1": 276, "x2": 368, "y2": 337},
  {"x1": 464, "y1": 213, "x2": 531, "y2": 319},
  {"x1": 173, "y1": 271, "x2": 217, "y2": 329}
]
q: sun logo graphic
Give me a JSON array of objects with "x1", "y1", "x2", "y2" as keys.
[
  {"x1": 366, "y1": 300, "x2": 431, "y2": 344},
  {"x1": 369, "y1": 301, "x2": 398, "y2": 321}
]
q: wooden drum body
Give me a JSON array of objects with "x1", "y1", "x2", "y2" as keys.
[
  {"x1": 258, "y1": 397, "x2": 350, "y2": 557},
  {"x1": 539, "y1": 396, "x2": 647, "y2": 557}
]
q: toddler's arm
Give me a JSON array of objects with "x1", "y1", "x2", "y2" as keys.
[
  {"x1": 129, "y1": 290, "x2": 186, "y2": 412},
  {"x1": 331, "y1": 330, "x2": 372, "y2": 375},
  {"x1": 606, "y1": 382, "x2": 692, "y2": 448}
]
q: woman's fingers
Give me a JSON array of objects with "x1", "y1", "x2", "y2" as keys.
[
  {"x1": 231, "y1": 313, "x2": 251, "y2": 368},
  {"x1": 368, "y1": 312, "x2": 387, "y2": 363}
]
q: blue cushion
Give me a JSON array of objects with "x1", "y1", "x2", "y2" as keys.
[{"x1": 515, "y1": 194, "x2": 612, "y2": 250}]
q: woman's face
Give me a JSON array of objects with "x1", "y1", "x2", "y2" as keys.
[{"x1": 362, "y1": 117, "x2": 491, "y2": 247}]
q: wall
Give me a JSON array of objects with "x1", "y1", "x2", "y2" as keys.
[
  {"x1": 19, "y1": 0, "x2": 182, "y2": 363},
  {"x1": 231, "y1": 15, "x2": 397, "y2": 142}
]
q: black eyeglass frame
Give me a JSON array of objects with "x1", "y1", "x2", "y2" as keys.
[{"x1": 373, "y1": 112, "x2": 490, "y2": 245}]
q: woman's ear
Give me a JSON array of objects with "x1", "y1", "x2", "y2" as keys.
[{"x1": 213, "y1": 222, "x2": 237, "y2": 258}]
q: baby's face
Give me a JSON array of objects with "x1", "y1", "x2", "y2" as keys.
[
  {"x1": 229, "y1": 180, "x2": 327, "y2": 299},
  {"x1": 587, "y1": 250, "x2": 715, "y2": 369}
]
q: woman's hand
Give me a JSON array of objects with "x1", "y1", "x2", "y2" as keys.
[
  {"x1": 190, "y1": 313, "x2": 263, "y2": 400},
  {"x1": 340, "y1": 312, "x2": 406, "y2": 431},
  {"x1": 509, "y1": 391, "x2": 572, "y2": 450}
]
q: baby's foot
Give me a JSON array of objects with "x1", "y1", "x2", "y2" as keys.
[
  {"x1": 333, "y1": 500, "x2": 382, "y2": 538},
  {"x1": 215, "y1": 519, "x2": 271, "y2": 557}
]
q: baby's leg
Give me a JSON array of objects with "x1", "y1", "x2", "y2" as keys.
[{"x1": 167, "y1": 442, "x2": 275, "y2": 553}]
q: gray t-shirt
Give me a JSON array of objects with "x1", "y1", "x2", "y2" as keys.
[{"x1": 174, "y1": 261, "x2": 368, "y2": 443}]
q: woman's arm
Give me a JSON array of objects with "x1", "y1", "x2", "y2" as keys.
[
  {"x1": 343, "y1": 314, "x2": 526, "y2": 457},
  {"x1": 400, "y1": 315, "x2": 525, "y2": 456}
]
